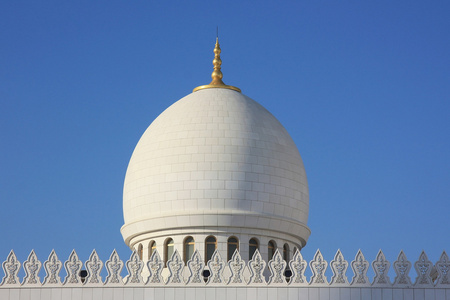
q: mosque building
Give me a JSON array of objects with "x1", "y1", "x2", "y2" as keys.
[
  {"x1": 0, "y1": 38, "x2": 448, "y2": 300},
  {"x1": 121, "y1": 37, "x2": 310, "y2": 269}
]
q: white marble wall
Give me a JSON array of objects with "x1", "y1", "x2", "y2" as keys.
[{"x1": 0, "y1": 287, "x2": 449, "y2": 300}]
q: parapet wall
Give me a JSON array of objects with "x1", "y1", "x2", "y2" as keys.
[
  {"x1": 2, "y1": 248, "x2": 449, "y2": 288},
  {"x1": 0, "y1": 248, "x2": 449, "y2": 300}
]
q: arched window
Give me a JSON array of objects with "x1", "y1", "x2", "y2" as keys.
[
  {"x1": 249, "y1": 238, "x2": 259, "y2": 260},
  {"x1": 283, "y1": 243, "x2": 289, "y2": 262},
  {"x1": 268, "y1": 240, "x2": 276, "y2": 261},
  {"x1": 148, "y1": 241, "x2": 156, "y2": 260},
  {"x1": 137, "y1": 243, "x2": 143, "y2": 260},
  {"x1": 205, "y1": 236, "x2": 217, "y2": 263},
  {"x1": 184, "y1": 236, "x2": 195, "y2": 263},
  {"x1": 227, "y1": 237, "x2": 239, "y2": 261},
  {"x1": 165, "y1": 238, "x2": 174, "y2": 264}
]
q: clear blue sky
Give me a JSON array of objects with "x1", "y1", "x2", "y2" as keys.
[{"x1": 1, "y1": 1, "x2": 449, "y2": 279}]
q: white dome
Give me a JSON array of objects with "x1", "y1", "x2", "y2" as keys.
[{"x1": 121, "y1": 88, "x2": 310, "y2": 249}]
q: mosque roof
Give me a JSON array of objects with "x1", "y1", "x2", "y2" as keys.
[{"x1": 121, "y1": 38, "x2": 310, "y2": 246}]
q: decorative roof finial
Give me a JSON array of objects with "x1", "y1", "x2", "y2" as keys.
[
  {"x1": 193, "y1": 35, "x2": 241, "y2": 93},
  {"x1": 210, "y1": 37, "x2": 225, "y2": 86}
]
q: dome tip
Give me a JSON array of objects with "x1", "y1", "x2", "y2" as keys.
[{"x1": 193, "y1": 36, "x2": 241, "y2": 93}]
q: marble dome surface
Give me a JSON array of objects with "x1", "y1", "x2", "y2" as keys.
[{"x1": 121, "y1": 88, "x2": 310, "y2": 247}]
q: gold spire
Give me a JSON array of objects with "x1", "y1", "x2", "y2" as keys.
[{"x1": 193, "y1": 37, "x2": 241, "y2": 93}]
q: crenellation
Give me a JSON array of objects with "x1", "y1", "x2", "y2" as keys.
[
  {"x1": 104, "y1": 250, "x2": 123, "y2": 286},
  {"x1": 350, "y1": 250, "x2": 370, "y2": 287},
  {"x1": 62, "y1": 250, "x2": 82, "y2": 286},
  {"x1": 146, "y1": 250, "x2": 164, "y2": 285},
  {"x1": 330, "y1": 249, "x2": 349, "y2": 285},
  {"x1": 84, "y1": 250, "x2": 103, "y2": 286},
  {"x1": 1, "y1": 250, "x2": 21, "y2": 286},
  {"x1": 371, "y1": 249, "x2": 391, "y2": 287},
  {"x1": 206, "y1": 250, "x2": 226, "y2": 285},
  {"x1": 124, "y1": 250, "x2": 144, "y2": 286},
  {"x1": 393, "y1": 250, "x2": 412, "y2": 287},
  {"x1": 22, "y1": 250, "x2": 41, "y2": 286},
  {"x1": 186, "y1": 250, "x2": 205, "y2": 285},
  {"x1": 309, "y1": 249, "x2": 328, "y2": 286},
  {"x1": 414, "y1": 250, "x2": 434, "y2": 287},
  {"x1": 247, "y1": 249, "x2": 266, "y2": 285},
  {"x1": 0, "y1": 247, "x2": 447, "y2": 300},
  {"x1": 435, "y1": 251, "x2": 450, "y2": 287},
  {"x1": 166, "y1": 250, "x2": 184, "y2": 285},
  {"x1": 267, "y1": 249, "x2": 287, "y2": 285},
  {"x1": 42, "y1": 250, "x2": 62, "y2": 285},
  {"x1": 288, "y1": 249, "x2": 308, "y2": 286}
]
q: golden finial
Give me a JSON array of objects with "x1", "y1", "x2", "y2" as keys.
[{"x1": 193, "y1": 36, "x2": 241, "y2": 93}]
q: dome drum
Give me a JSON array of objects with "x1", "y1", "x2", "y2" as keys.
[
  {"x1": 122, "y1": 213, "x2": 311, "y2": 249},
  {"x1": 127, "y1": 231, "x2": 303, "y2": 269}
]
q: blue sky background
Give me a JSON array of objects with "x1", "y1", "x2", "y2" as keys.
[{"x1": 1, "y1": 1, "x2": 449, "y2": 279}]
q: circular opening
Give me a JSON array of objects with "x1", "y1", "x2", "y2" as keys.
[
  {"x1": 79, "y1": 270, "x2": 88, "y2": 283},
  {"x1": 202, "y1": 269, "x2": 211, "y2": 282}
]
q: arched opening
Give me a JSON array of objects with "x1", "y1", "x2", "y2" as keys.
[
  {"x1": 205, "y1": 236, "x2": 217, "y2": 263},
  {"x1": 148, "y1": 241, "x2": 156, "y2": 260},
  {"x1": 249, "y1": 238, "x2": 259, "y2": 260},
  {"x1": 268, "y1": 240, "x2": 276, "y2": 261},
  {"x1": 227, "y1": 236, "x2": 239, "y2": 261},
  {"x1": 137, "y1": 243, "x2": 143, "y2": 260},
  {"x1": 184, "y1": 236, "x2": 195, "y2": 263},
  {"x1": 283, "y1": 243, "x2": 290, "y2": 262},
  {"x1": 165, "y1": 238, "x2": 174, "y2": 264}
]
